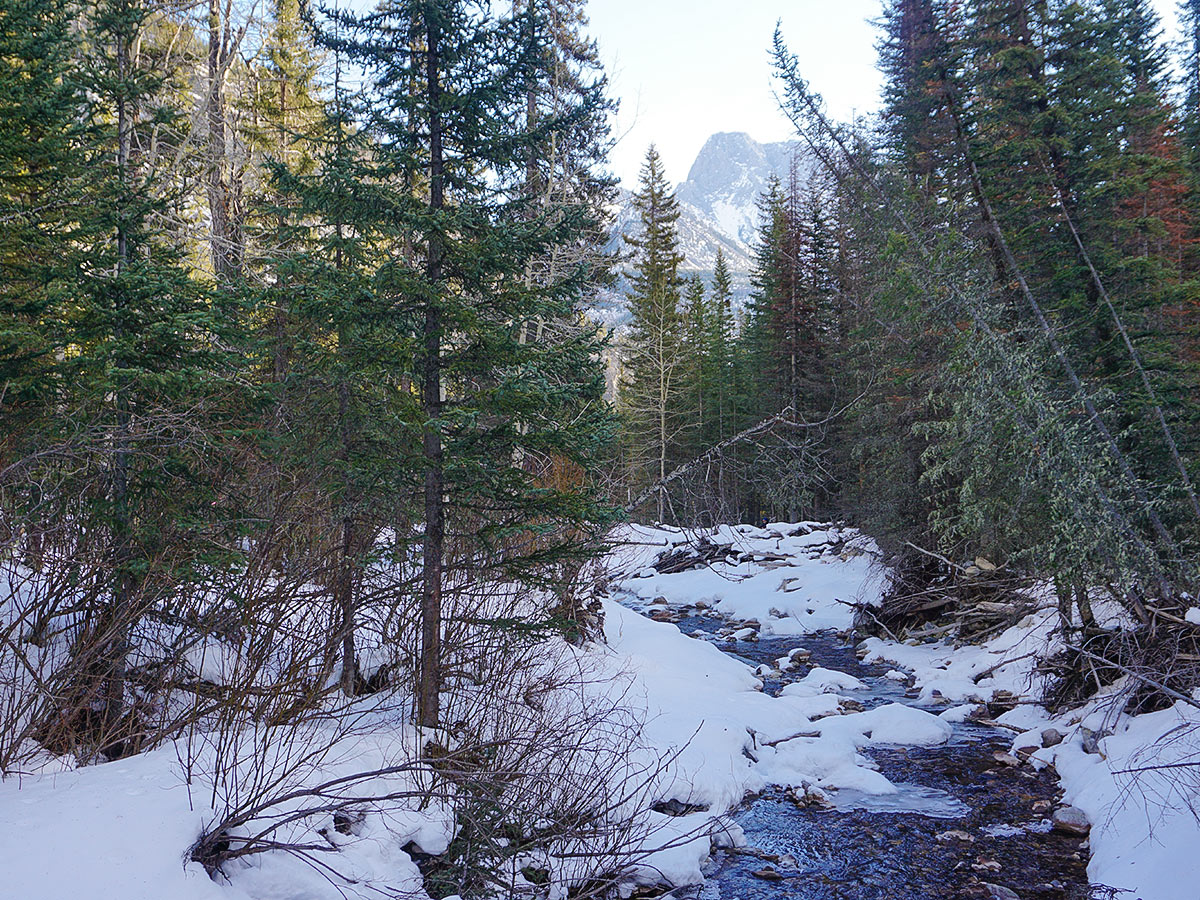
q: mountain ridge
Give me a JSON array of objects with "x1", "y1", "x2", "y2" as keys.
[{"x1": 593, "y1": 132, "x2": 804, "y2": 328}]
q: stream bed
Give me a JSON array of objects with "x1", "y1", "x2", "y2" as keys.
[{"x1": 672, "y1": 615, "x2": 1092, "y2": 900}]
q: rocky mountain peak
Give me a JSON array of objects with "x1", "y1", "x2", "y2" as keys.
[
  {"x1": 677, "y1": 131, "x2": 803, "y2": 251},
  {"x1": 594, "y1": 132, "x2": 805, "y2": 328}
]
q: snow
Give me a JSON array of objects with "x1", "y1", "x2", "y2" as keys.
[
  {"x1": 609, "y1": 524, "x2": 1200, "y2": 898},
  {"x1": 609, "y1": 522, "x2": 885, "y2": 635},
  {"x1": 854, "y1": 576, "x2": 1200, "y2": 900},
  {"x1": 6, "y1": 521, "x2": 1200, "y2": 900},
  {"x1": 0, "y1": 749, "x2": 223, "y2": 900},
  {"x1": 1019, "y1": 701, "x2": 1200, "y2": 900},
  {"x1": 782, "y1": 667, "x2": 866, "y2": 695},
  {"x1": 859, "y1": 601, "x2": 1060, "y2": 706}
]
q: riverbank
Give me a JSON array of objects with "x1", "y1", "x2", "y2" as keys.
[{"x1": 608, "y1": 521, "x2": 1200, "y2": 900}]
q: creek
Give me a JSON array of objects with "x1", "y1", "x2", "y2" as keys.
[{"x1": 670, "y1": 614, "x2": 1091, "y2": 900}]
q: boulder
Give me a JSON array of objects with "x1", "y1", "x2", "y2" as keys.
[
  {"x1": 751, "y1": 867, "x2": 783, "y2": 881},
  {"x1": 1080, "y1": 728, "x2": 1107, "y2": 756},
  {"x1": 1041, "y1": 728, "x2": 1064, "y2": 748},
  {"x1": 1051, "y1": 806, "x2": 1090, "y2": 836}
]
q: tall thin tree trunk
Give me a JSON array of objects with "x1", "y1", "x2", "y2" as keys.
[
  {"x1": 335, "y1": 515, "x2": 356, "y2": 696},
  {"x1": 418, "y1": 16, "x2": 446, "y2": 730},
  {"x1": 334, "y1": 363, "x2": 356, "y2": 697},
  {"x1": 105, "y1": 19, "x2": 134, "y2": 753},
  {"x1": 207, "y1": 0, "x2": 240, "y2": 280}
]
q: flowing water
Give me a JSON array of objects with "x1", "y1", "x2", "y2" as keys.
[{"x1": 670, "y1": 614, "x2": 1092, "y2": 900}]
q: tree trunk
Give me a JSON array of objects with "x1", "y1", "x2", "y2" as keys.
[
  {"x1": 335, "y1": 515, "x2": 356, "y2": 696},
  {"x1": 418, "y1": 16, "x2": 446, "y2": 730},
  {"x1": 207, "y1": 0, "x2": 241, "y2": 280},
  {"x1": 104, "y1": 22, "x2": 134, "y2": 755}
]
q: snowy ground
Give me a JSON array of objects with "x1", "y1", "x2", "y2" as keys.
[{"x1": 3, "y1": 521, "x2": 1199, "y2": 900}]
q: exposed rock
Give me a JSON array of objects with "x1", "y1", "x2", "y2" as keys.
[
  {"x1": 971, "y1": 859, "x2": 1003, "y2": 873},
  {"x1": 1052, "y1": 806, "x2": 1090, "y2": 836},
  {"x1": 993, "y1": 751, "x2": 1022, "y2": 767},
  {"x1": 651, "y1": 798, "x2": 708, "y2": 817},
  {"x1": 786, "y1": 785, "x2": 833, "y2": 810},
  {"x1": 936, "y1": 829, "x2": 975, "y2": 843},
  {"x1": 983, "y1": 884, "x2": 1020, "y2": 900},
  {"x1": 1041, "y1": 728, "x2": 1064, "y2": 748},
  {"x1": 1080, "y1": 728, "x2": 1108, "y2": 756},
  {"x1": 731, "y1": 627, "x2": 758, "y2": 642},
  {"x1": 751, "y1": 867, "x2": 783, "y2": 881}
]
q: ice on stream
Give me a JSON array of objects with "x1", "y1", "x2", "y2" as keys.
[{"x1": 828, "y1": 782, "x2": 969, "y2": 818}]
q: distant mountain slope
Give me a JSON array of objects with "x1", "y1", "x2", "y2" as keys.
[
  {"x1": 594, "y1": 132, "x2": 804, "y2": 329},
  {"x1": 676, "y1": 131, "x2": 803, "y2": 256}
]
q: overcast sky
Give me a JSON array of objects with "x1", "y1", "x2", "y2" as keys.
[{"x1": 587, "y1": 0, "x2": 1187, "y2": 189}]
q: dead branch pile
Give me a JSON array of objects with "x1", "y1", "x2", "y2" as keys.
[
  {"x1": 854, "y1": 550, "x2": 1036, "y2": 643},
  {"x1": 652, "y1": 537, "x2": 733, "y2": 574},
  {"x1": 1043, "y1": 623, "x2": 1200, "y2": 714}
]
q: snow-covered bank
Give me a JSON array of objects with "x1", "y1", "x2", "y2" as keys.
[
  {"x1": 857, "y1": 587, "x2": 1200, "y2": 900},
  {"x1": 609, "y1": 522, "x2": 886, "y2": 633},
  {"x1": 611, "y1": 522, "x2": 1200, "y2": 900}
]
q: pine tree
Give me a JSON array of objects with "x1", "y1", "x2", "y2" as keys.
[
  {"x1": 678, "y1": 273, "x2": 711, "y2": 462},
  {"x1": 879, "y1": 0, "x2": 959, "y2": 196},
  {"x1": 35, "y1": 0, "x2": 239, "y2": 756},
  {"x1": 0, "y1": 0, "x2": 91, "y2": 449},
  {"x1": 709, "y1": 249, "x2": 736, "y2": 445},
  {"x1": 619, "y1": 144, "x2": 686, "y2": 522},
  {"x1": 318, "y1": 0, "x2": 614, "y2": 725}
]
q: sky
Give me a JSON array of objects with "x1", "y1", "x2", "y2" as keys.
[{"x1": 587, "y1": 0, "x2": 1187, "y2": 190}]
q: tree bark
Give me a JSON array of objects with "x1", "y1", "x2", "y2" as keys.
[
  {"x1": 104, "y1": 19, "x2": 134, "y2": 755},
  {"x1": 418, "y1": 15, "x2": 446, "y2": 730},
  {"x1": 207, "y1": 0, "x2": 242, "y2": 280}
]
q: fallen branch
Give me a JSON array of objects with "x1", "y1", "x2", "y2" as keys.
[
  {"x1": 622, "y1": 396, "x2": 863, "y2": 517},
  {"x1": 622, "y1": 407, "x2": 799, "y2": 515}
]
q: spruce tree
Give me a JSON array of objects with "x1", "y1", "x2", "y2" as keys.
[
  {"x1": 619, "y1": 145, "x2": 686, "y2": 522},
  {"x1": 32, "y1": 0, "x2": 239, "y2": 756},
  {"x1": 0, "y1": 0, "x2": 91, "y2": 454},
  {"x1": 318, "y1": 0, "x2": 613, "y2": 725}
]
